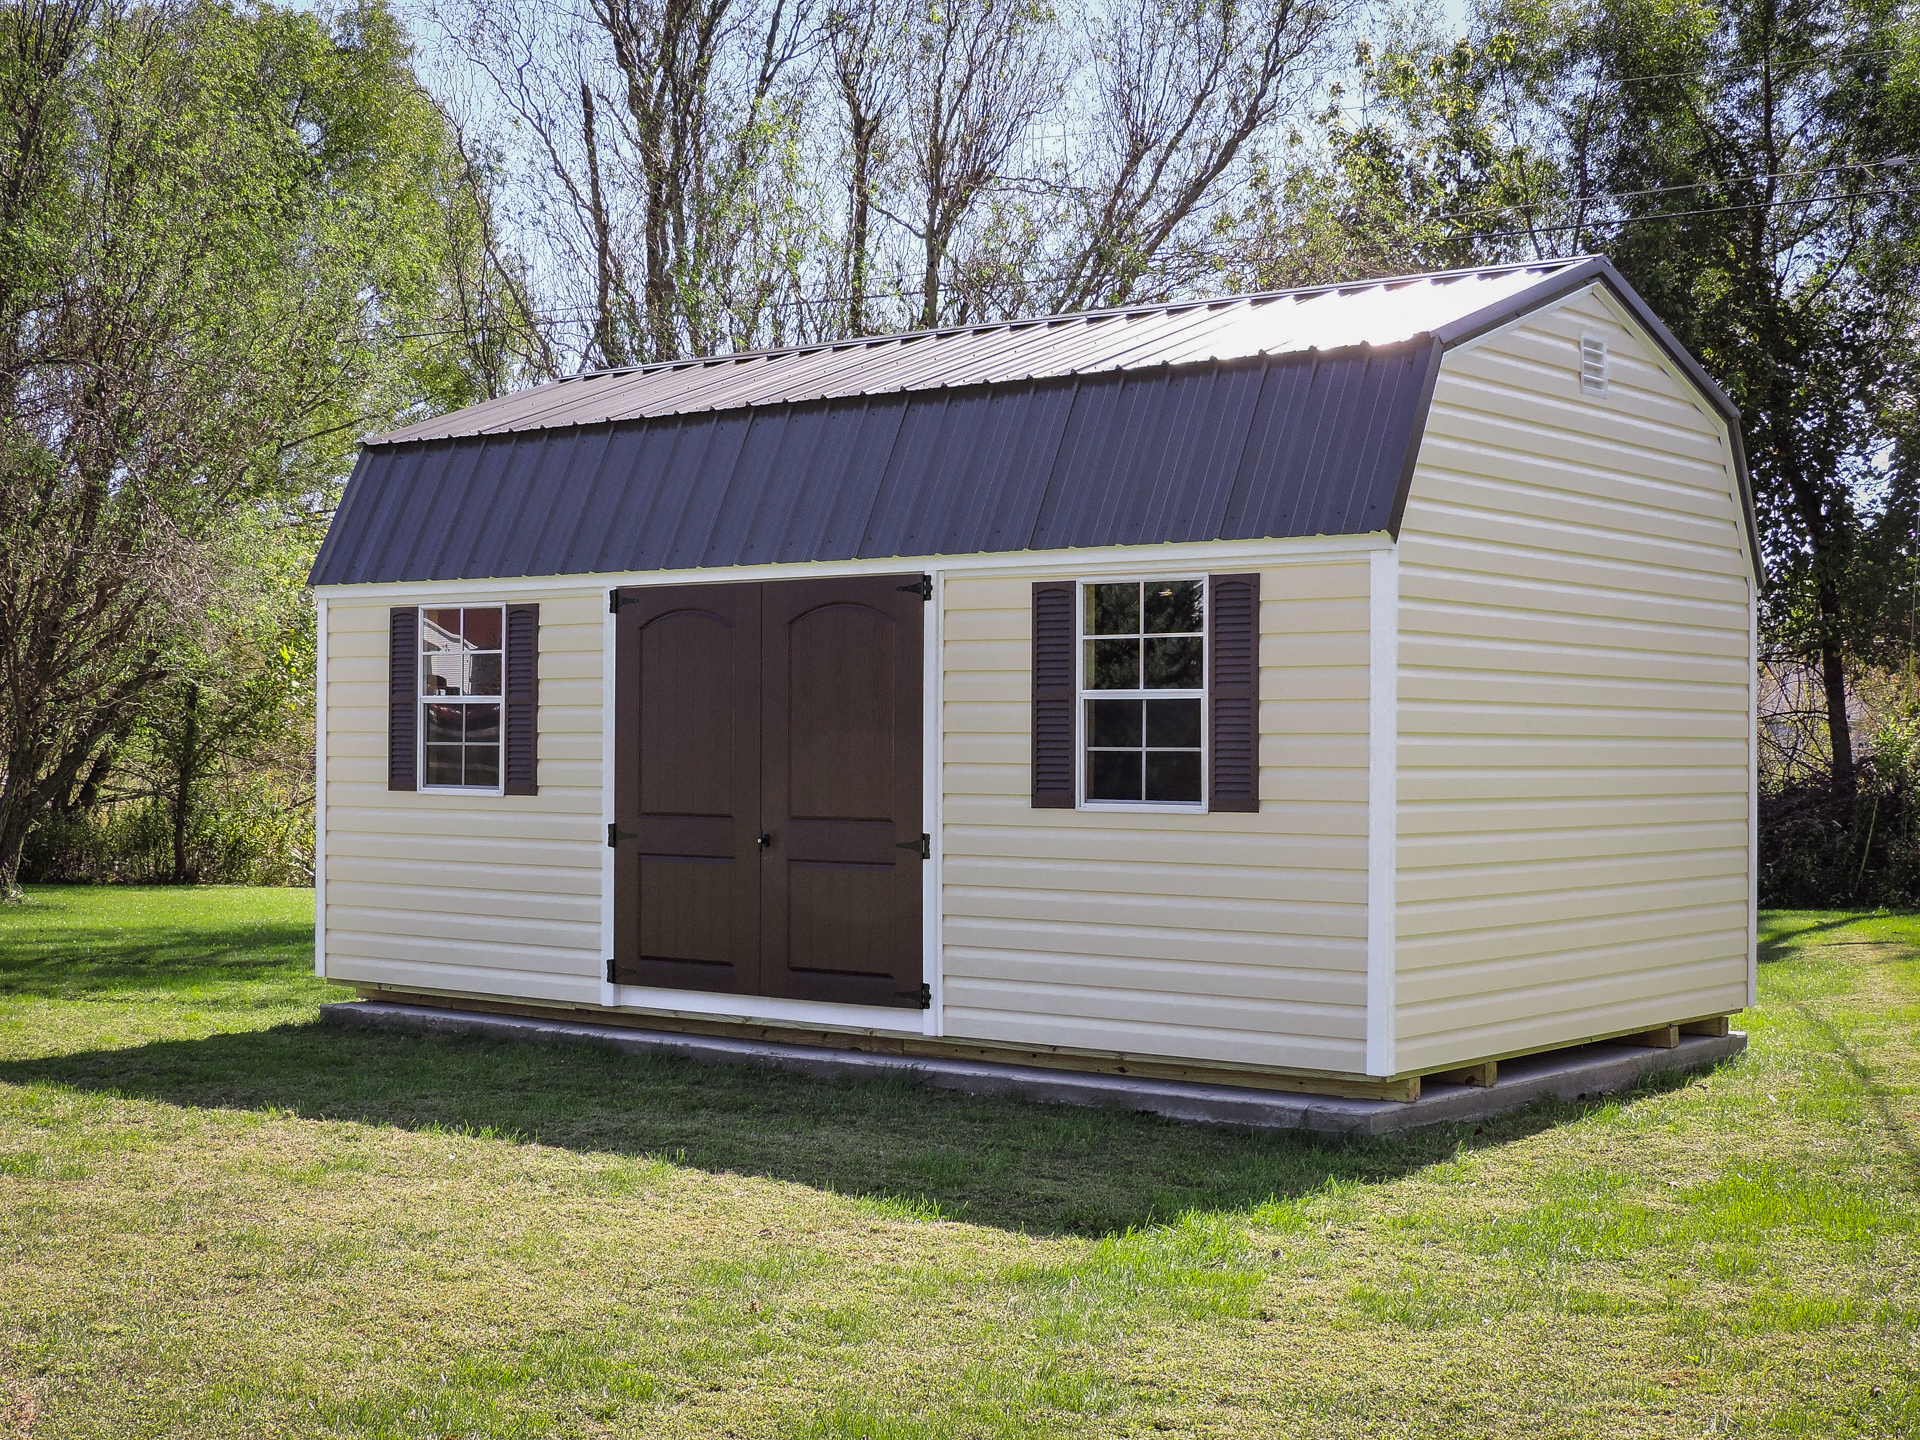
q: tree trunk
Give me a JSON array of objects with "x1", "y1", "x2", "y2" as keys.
[
  {"x1": 1820, "y1": 626, "x2": 1855, "y2": 793},
  {"x1": 171, "y1": 681, "x2": 199, "y2": 884},
  {"x1": 582, "y1": 82, "x2": 630, "y2": 369},
  {"x1": 0, "y1": 775, "x2": 33, "y2": 901},
  {"x1": 919, "y1": 228, "x2": 942, "y2": 330},
  {"x1": 847, "y1": 118, "x2": 873, "y2": 336}
]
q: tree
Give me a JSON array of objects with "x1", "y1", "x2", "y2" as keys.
[
  {"x1": 1233, "y1": 22, "x2": 1561, "y2": 289},
  {"x1": 0, "y1": 0, "x2": 511, "y2": 897},
  {"x1": 1485, "y1": 0, "x2": 1920, "y2": 791},
  {"x1": 1042, "y1": 0, "x2": 1344, "y2": 310},
  {"x1": 887, "y1": 0, "x2": 1057, "y2": 327},
  {"x1": 825, "y1": 0, "x2": 908, "y2": 334}
]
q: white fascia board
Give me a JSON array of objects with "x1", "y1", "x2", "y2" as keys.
[
  {"x1": 314, "y1": 596, "x2": 329, "y2": 978},
  {"x1": 308, "y1": 532, "x2": 1392, "y2": 603},
  {"x1": 1365, "y1": 547, "x2": 1399, "y2": 1076}
]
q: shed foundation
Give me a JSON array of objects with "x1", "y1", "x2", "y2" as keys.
[{"x1": 319, "y1": 1000, "x2": 1747, "y2": 1137}]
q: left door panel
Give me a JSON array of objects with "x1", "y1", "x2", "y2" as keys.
[{"x1": 612, "y1": 583, "x2": 762, "y2": 993}]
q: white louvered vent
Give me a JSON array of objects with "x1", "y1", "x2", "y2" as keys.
[{"x1": 1580, "y1": 334, "x2": 1609, "y2": 396}]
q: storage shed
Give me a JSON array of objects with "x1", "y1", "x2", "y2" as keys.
[{"x1": 309, "y1": 256, "x2": 1758, "y2": 1102}]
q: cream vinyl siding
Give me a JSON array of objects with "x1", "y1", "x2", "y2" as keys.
[
  {"x1": 322, "y1": 594, "x2": 606, "y2": 1002},
  {"x1": 1394, "y1": 288, "x2": 1753, "y2": 1073},
  {"x1": 940, "y1": 559, "x2": 1373, "y2": 1073}
]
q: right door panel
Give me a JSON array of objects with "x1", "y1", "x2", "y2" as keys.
[{"x1": 760, "y1": 576, "x2": 925, "y2": 1008}]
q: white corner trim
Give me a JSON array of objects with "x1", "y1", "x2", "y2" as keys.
[
  {"x1": 1748, "y1": 574, "x2": 1760, "y2": 1008},
  {"x1": 313, "y1": 596, "x2": 329, "y2": 979},
  {"x1": 1365, "y1": 548, "x2": 1399, "y2": 1076},
  {"x1": 600, "y1": 598, "x2": 618, "y2": 1006}
]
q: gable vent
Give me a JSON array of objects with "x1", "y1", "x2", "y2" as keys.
[{"x1": 1580, "y1": 334, "x2": 1609, "y2": 396}]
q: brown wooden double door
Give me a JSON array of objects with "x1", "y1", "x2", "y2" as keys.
[{"x1": 610, "y1": 575, "x2": 926, "y2": 1008}]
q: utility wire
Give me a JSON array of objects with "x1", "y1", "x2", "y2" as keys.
[
  {"x1": 1461, "y1": 183, "x2": 1920, "y2": 242},
  {"x1": 1380, "y1": 156, "x2": 1912, "y2": 226},
  {"x1": 364, "y1": 178, "x2": 1920, "y2": 343}
]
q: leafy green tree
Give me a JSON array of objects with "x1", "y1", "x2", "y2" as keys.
[
  {"x1": 1484, "y1": 0, "x2": 1920, "y2": 789},
  {"x1": 0, "y1": 0, "x2": 523, "y2": 897},
  {"x1": 1235, "y1": 23, "x2": 1562, "y2": 287}
]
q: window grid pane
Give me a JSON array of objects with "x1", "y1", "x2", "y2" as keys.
[
  {"x1": 1080, "y1": 580, "x2": 1204, "y2": 806},
  {"x1": 420, "y1": 605, "x2": 505, "y2": 789}
]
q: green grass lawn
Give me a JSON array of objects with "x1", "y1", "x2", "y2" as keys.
[{"x1": 0, "y1": 887, "x2": 1916, "y2": 1437}]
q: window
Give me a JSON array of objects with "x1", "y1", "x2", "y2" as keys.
[
  {"x1": 1081, "y1": 579, "x2": 1205, "y2": 805},
  {"x1": 420, "y1": 606, "x2": 503, "y2": 790}
]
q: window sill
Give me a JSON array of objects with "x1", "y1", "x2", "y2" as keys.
[
  {"x1": 419, "y1": 785, "x2": 506, "y2": 797},
  {"x1": 1077, "y1": 800, "x2": 1208, "y2": 815}
]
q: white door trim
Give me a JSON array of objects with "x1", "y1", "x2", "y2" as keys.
[{"x1": 599, "y1": 570, "x2": 943, "y2": 1032}]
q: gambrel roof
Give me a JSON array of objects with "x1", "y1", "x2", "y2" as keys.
[{"x1": 311, "y1": 256, "x2": 1757, "y2": 586}]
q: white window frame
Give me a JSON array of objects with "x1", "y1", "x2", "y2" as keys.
[
  {"x1": 418, "y1": 603, "x2": 507, "y2": 796},
  {"x1": 1076, "y1": 574, "x2": 1208, "y2": 814}
]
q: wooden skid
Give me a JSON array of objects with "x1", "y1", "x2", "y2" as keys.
[
  {"x1": 1623, "y1": 1025, "x2": 1681, "y2": 1049},
  {"x1": 1431, "y1": 1060, "x2": 1498, "y2": 1088}
]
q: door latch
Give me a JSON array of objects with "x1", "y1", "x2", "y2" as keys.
[
  {"x1": 757, "y1": 831, "x2": 773, "y2": 850},
  {"x1": 895, "y1": 833, "x2": 930, "y2": 860}
]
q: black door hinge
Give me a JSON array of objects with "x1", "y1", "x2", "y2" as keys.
[
  {"x1": 606, "y1": 957, "x2": 618, "y2": 983},
  {"x1": 895, "y1": 832, "x2": 930, "y2": 860},
  {"x1": 915, "y1": 982, "x2": 932, "y2": 1009},
  {"x1": 897, "y1": 575, "x2": 932, "y2": 601},
  {"x1": 608, "y1": 823, "x2": 635, "y2": 847},
  {"x1": 608, "y1": 589, "x2": 625, "y2": 613}
]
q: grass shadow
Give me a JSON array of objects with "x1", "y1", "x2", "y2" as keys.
[
  {"x1": 0, "y1": 1014, "x2": 1715, "y2": 1237},
  {"x1": 0, "y1": 915, "x2": 314, "y2": 1000},
  {"x1": 1756, "y1": 909, "x2": 1920, "y2": 963}
]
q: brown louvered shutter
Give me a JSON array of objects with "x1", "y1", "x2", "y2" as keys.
[
  {"x1": 1031, "y1": 581, "x2": 1076, "y2": 808},
  {"x1": 1207, "y1": 573, "x2": 1260, "y2": 812},
  {"x1": 504, "y1": 603, "x2": 540, "y2": 795},
  {"x1": 388, "y1": 607, "x2": 418, "y2": 792}
]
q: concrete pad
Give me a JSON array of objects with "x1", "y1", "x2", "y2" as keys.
[{"x1": 319, "y1": 1000, "x2": 1748, "y2": 1136}]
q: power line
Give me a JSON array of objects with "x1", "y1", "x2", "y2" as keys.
[
  {"x1": 366, "y1": 180, "x2": 1920, "y2": 346},
  {"x1": 1460, "y1": 183, "x2": 1920, "y2": 243},
  {"x1": 1383, "y1": 156, "x2": 1912, "y2": 228},
  {"x1": 1373, "y1": 42, "x2": 1901, "y2": 95}
]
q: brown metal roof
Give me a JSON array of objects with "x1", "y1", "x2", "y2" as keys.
[
  {"x1": 371, "y1": 261, "x2": 1586, "y2": 445},
  {"x1": 314, "y1": 257, "x2": 1762, "y2": 587},
  {"x1": 314, "y1": 345, "x2": 1440, "y2": 585}
]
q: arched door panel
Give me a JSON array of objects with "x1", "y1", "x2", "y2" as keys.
[
  {"x1": 612, "y1": 587, "x2": 761, "y2": 994},
  {"x1": 762, "y1": 581, "x2": 924, "y2": 1008}
]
